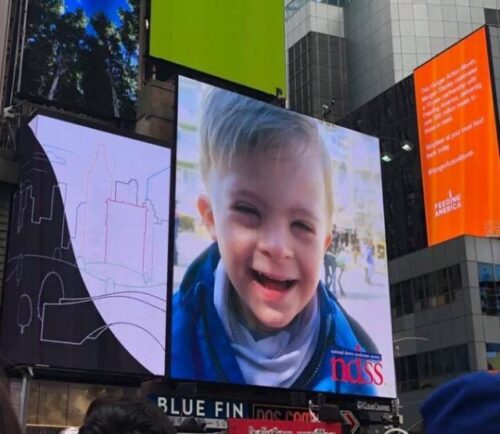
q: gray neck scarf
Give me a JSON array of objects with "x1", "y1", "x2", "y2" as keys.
[{"x1": 213, "y1": 261, "x2": 320, "y2": 387}]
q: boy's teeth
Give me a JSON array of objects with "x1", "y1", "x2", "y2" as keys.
[{"x1": 255, "y1": 271, "x2": 293, "y2": 291}]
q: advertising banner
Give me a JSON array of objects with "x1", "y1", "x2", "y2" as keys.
[
  {"x1": 149, "y1": 0, "x2": 286, "y2": 97},
  {"x1": 171, "y1": 76, "x2": 396, "y2": 398},
  {"x1": 0, "y1": 113, "x2": 170, "y2": 375},
  {"x1": 150, "y1": 394, "x2": 387, "y2": 430},
  {"x1": 19, "y1": 0, "x2": 139, "y2": 120},
  {"x1": 414, "y1": 26, "x2": 500, "y2": 246},
  {"x1": 154, "y1": 396, "x2": 250, "y2": 429},
  {"x1": 227, "y1": 419, "x2": 342, "y2": 434}
]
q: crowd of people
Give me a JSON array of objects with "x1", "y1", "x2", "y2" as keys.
[
  {"x1": 0, "y1": 384, "x2": 176, "y2": 434},
  {"x1": 323, "y1": 226, "x2": 378, "y2": 297}
]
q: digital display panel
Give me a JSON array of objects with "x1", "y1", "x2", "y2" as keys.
[
  {"x1": 19, "y1": 0, "x2": 139, "y2": 120},
  {"x1": 414, "y1": 26, "x2": 500, "y2": 246},
  {"x1": 149, "y1": 0, "x2": 286, "y2": 97},
  {"x1": 171, "y1": 76, "x2": 396, "y2": 398},
  {"x1": 0, "y1": 114, "x2": 171, "y2": 376}
]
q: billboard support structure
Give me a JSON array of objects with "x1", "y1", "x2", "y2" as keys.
[
  {"x1": 18, "y1": 365, "x2": 33, "y2": 431},
  {"x1": 15, "y1": 0, "x2": 29, "y2": 95}
]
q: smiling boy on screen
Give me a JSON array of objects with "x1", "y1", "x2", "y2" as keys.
[{"x1": 171, "y1": 87, "x2": 379, "y2": 395}]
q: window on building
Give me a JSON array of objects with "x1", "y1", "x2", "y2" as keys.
[
  {"x1": 484, "y1": 8, "x2": 500, "y2": 25},
  {"x1": 401, "y1": 280, "x2": 414, "y2": 315},
  {"x1": 495, "y1": 264, "x2": 500, "y2": 312},
  {"x1": 442, "y1": 347, "x2": 456, "y2": 374},
  {"x1": 413, "y1": 275, "x2": 427, "y2": 312},
  {"x1": 455, "y1": 344, "x2": 470, "y2": 373},
  {"x1": 392, "y1": 283, "x2": 403, "y2": 317},
  {"x1": 431, "y1": 349, "x2": 443, "y2": 377},
  {"x1": 423, "y1": 272, "x2": 437, "y2": 308},
  {"x1": 406, "y1": 214, "x2": 413, "y2": 229},
  {"x1": 435, "y1": 268, "x2": 450, "y2": 306},
  {"x1": 448, "y1": 264, "x2": 462, "y2": 302},
  {"x1": 402, "y1": 170, "x2": 413, "y2": 188},
  {"x1": 417, "y1": 352, "x2": 432, "y2": 387},
  {"x1": 478, "y1": 263, "x2": 497, "y2": 315},
  {"x1": 396, "y1": 345, "x2": 470, "y2": 393},
  {"x1": 406, "y1": 354, "x2": 419, "y2": 390},
  {"x1": 486, "y1": 343, "x2": 500, "y2": 370},
  {"x1": 26, "y1": 380, "x2": 139, "y2": 430},
  {"x1": 406, "y1": 191, "x2": 415, "y2": 207},
  {"x1": 392, "y1": 265, "x2": 463, "y2": 318},
  {"x1": 395, "y1": 356, "x2": 408, "y2": 392}
]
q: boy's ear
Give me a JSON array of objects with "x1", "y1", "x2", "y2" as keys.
[
  {"x1": 197, "y1": 194, "x2": 217, "y2": 241},
  {"x1": 323, "y1": 232, "x2": 333, "y2": 253}
]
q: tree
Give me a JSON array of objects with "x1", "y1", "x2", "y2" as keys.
[
  {"x1": 21, "y1": 0, "x2": 139, "y2": 121},
  {"x1": 46, "y1": 9, "x2": 86, "y2": 101},
  {"x1": 117, "y1": 0, "x2": 139, "y2": 119},
  {"x1": 21, "y1": 0, "x2": 64, "y2": 98}
]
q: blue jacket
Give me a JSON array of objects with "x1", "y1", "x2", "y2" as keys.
[{"x1": 171, "y1": 243, "x2": 379, "y2": 396}]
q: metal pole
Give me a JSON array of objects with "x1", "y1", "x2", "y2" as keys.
[
  {"x1": 383, "y1": 429, "x2": 409, "y2": 434},
  {"x1": 18, "y1": 366, "x2": 33, "y2": 434},
  {"x1": 392, "y1": 337, "x2": 429, "y2": 344},
  {"x1": 138, "y1": 0, "x2": 147, "y2": 91},
  {"x1": 15, "y1": 0, "x2": 30, "y2": 94}
]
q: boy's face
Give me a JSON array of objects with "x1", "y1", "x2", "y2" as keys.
[{"x1": 198, "y1": 144, "x2": 332, "y2": 332}]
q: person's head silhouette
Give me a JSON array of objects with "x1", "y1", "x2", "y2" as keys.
[
  {"x1": 420, "y1": 370, "x2": 500, "y2": 434},
  {"x1": 79, "y1": 396, "x2": 175, "y2": 434}
]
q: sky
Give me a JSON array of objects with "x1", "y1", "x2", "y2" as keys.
[{"x1": 65, "y1": 0, "x2": 132, "y2": 26}]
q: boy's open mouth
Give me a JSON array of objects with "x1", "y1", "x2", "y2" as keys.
[{"x1": 252, "y1": 270, "x2": 297, "y2": 291}]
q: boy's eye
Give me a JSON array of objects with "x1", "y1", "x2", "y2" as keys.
[
  {"x1": 232, "y1": 203, "x2": 261, "y2": 219},
  {"x1": 293, "y1": 220, "x2": 315, "y2": 233}
]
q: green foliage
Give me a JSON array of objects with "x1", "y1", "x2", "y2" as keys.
[
  {"x1": 179, "y1": 215, "x2": 195, "y2": 232},
  {"x1": 21, "y1": 0, "x2": 139, "y2": 121}
]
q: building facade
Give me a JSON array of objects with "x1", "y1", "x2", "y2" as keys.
[
  {"x1": 389, "y1": 236, "x2": 500, "y2": 430},
  {"x1": 0, "y1": 1, "x2": 498, "y2": 433},
  {"x1": 286, "y1": 1, "x2": 500, "y2": 432},
  {"x1": 286, "y1": 0, "x2": 500, "y2": 115},
  {"x1": 286, "y1": 0, "x2": 349, "y2": 121}
]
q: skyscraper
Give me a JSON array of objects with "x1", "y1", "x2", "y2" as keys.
[{"x1": 286, "y1": 2, "x2": 500, "y2": 431}]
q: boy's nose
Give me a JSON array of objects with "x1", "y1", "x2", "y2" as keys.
[{"x1": 258, "y1": 224, "x2": 292, "y2": 260}]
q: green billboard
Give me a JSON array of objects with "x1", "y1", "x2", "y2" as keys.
[{"x1": 149, "y1": 0, "x2": 286, "y2": 97}]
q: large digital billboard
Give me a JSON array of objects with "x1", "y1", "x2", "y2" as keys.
[
  {"x1": 18, "y1": 0, "x2": 139, "y2": 120},
  {"x1": 0, "y1": 113, "x2": 171, "y2": 376},
  {"x1": 171, "y1": 76, "x2": 396, "y2": 398},
  {"x1": 149, "y1": 0, "x2": 286, "y2": 97},
  {"x1": 414, "y1": 26, "x2": 500, "y2": 246}
]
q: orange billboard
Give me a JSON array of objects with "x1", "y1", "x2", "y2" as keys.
[{"x1": 414, "y1": 27, "x2": 500, "y2": 246}]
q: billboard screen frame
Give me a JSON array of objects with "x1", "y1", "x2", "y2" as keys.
[
  {"x1": 167, "y1": 75, "x2": 396, "y2": 400},
  {"x1": 145, "y1": 0, "x2": 286, "y2": 102},
  {"x1": 0, "y1": 107, "x2": 175, "y2": 383},
  {"x1": 414, "y1": 25, "x2": 500, "y2": 246}
]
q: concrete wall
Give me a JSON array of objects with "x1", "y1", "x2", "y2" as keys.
[{"x1": 345, "y1": 0, "x2": 487, "y2": 111}]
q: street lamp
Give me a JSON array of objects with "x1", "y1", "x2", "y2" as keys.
[
  {"x1": 381, "y1": 152, "x2": 394, "y2": 163},
  {"x1": 393, "y1": 336, "x2": 429, "y2": 357},
  {"x1": 384, "y1": 428, "x2": 410, "y2": 434},
  {"x1": 378, "y1": 137, "x2": 417, "y2": 163},
  {"x1": 401, "y1": 139, "x2": 414, "y2": 152},
  {"x1": 393, "y1": 337, "x2": 430, "y2": 343}
]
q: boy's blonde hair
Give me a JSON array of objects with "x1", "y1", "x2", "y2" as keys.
[{"x1": 199, "y1": 87, "x2": 334, "y2": 224}]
